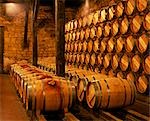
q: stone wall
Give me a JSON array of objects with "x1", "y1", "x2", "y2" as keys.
[{"x1": 0, "y1": 3, "x2": 76, "y2": 72}]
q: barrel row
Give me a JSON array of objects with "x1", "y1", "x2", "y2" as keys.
[
  {"x1": 65, "y1": 13, "x2": 150, "y2": 43},
  {"x1": 65, "y1": 67, "x2": 136, "y2": 109},
  {"x1": 65, "y1": 0, "x2": 149, "y2": 32},
  {"x1": 65, "y1": 33, "x2": 149, "y2": 54},
  {"x1": 10, "y1": 62, "x2": 76, "y2": 114},
  {"x1": 66, "y1": 52, "x2": 150, "y2": 74}
]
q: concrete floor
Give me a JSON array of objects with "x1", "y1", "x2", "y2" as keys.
[{"x1": 0, "y1": 74, "x2": 30, "y2": 121}]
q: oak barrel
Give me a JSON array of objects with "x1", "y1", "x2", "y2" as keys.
[
  {"x1": 115, "y1": 1, "x2": 124, "y2": 18},
  {"x1": 100, "y1": 8, "x2": 107, "y2": 22},
  {"x1": 125, "y1": 0, "x2": 135, "y2": 15},
  {"x1": 103, "y1": 53, "x2": 112, "y2": 69},
  {"x1": 76, "y1": 30, "x2": 80, "y2": 40},
  {"x1": 120, "y1": 53, "x2": 129, "y2": 71},
  {"x1": 93, "y1": 38, "x2": 100, "y2": 53},
  {"x1": 90, "y1": 53, "x2": 96, "y2": 66},
  {"x1": 80, "y1": 29, "x2": 85, "y2": 40},
  {"x1": 82, "y1": 15, "x2": 87, "y2": 27},
  {"x1": 136, "y1": 0, "x2": 148, "y2": 12},
  {"x1": 125, "y1": 35, "x2": 135, "y2": 53},
  {"x1": 83, "y1": 41, "x2": 87, "y2": 52},
  {"x1": 130, "y1": 15, "x2": 142, "y2": 33},
  {"x1": 90, "y1": 26, "x2": 96, "y2": 39},
  {"x1": 78, "y1": 18, "x2": 82, "y2": 28},
  {"x1": 100, "y1": 38, "x2": 107, "y2": 53},
  {"x1": 85, "y1": 53, "x2": 90, "y2": 65},
  {"x1": 126, "y1": 71, "x2": 136, "y2": 83},
  {"x1": 107, "y1": 5, "x2": 115, "y2": 20},
  {"x1": 136, "y1": 74, "x2": 149, "y2": 94},
  {"x1": 111, "y1": 54, "x2": 120, "y2": 70},
  {"x1": 136, "y1": 33, "x2": 149, "y2": 53},
  {"x1": 96, "y1": 25, "x2": 103, "y2": 38},
  {"x1": 116, "y1": 36, "x2": 124, "y2": 53},
  {"x1": 93, "y1": 10, "x2": 100, "y2": 25},
  {"x1": 107, "y1": 37, "x2": 115, "y2": 53},
  {"x1": 77, "y1": 74, "x2": 108, "y2": 102},
  {"x1": 130, "y1": 54, "x2": 141, "y2": 72},
  {"x1": 87, "y1": 40, "x2": 93, "y2": 53},
  {"x1": 111, "y1": 19, "x2": 119, "y2": 36},
  {"x1": 97, "y1": 54, "x2": 103, "y2": 65},
  {"x1": 87, "y1": 13, "x2": 94, "y2": 26},
  {"x1": 85, "y1": 27, "x2": 90, "y2": 40},
  {"x1": 103, "y1": 23, "x2": 111, "y2": 37},
  {"x1": 143, "y1": 55, "x2": 150, "y2": 75},
  {"x1": 74, "y1": 20, "x2": 78, "y2": 30},
  {"x1": 86, "y1": 77, "x2": 136, "y2": 109},
  {"x1": 120, "y1": 16, "x2": 129, "y2": 34},
  {"x1": 35, "y1": 78, "x2": 76, "y2": 112},
  {"x1": 80, "y1": 53, "x2": 85, "y2": 64},
  {"x1": 143, "y1": 12, "x2": 150, "y2": 31},
  {"x1": 78, "y1": 42, "x2": 82, "y2": 52}
]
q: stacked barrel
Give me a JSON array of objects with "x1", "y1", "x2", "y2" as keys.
[
  {"x1": 65, "y1": 0, "x2": 150, "y2": 94},
  {"x1": 10, "y1": 62, "x2": 76, "y2": 114}
]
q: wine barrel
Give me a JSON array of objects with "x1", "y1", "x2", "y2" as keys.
[
  {"x1": 67, "y1": 42, "x2": 71, "y2": 52},
  {"x1": 35, "y1": 78, "x2": 76, "y2": 112},
  {"x1": 136, "y1": 74, "x2": 149, "y2": 94},
  {"x1": 103, "y1": 53, "x2": 112, "y2": 69},
  {"x1": 143, "y1": 12, "x2": 150, "y2": 31},
  {"x1": 143, "y1": 55, "x2": 150, "y2": 75},
  {"x1": 108, "y1": 69, "x2": 116, "y2": 77},
  {"x1": 120, "y1": 53, "x2": 129, "y2": 71},
  {"x1": 120, "y1": 16, "x2": 129, "y2": 34},
  {"x1": 130, "y1": 15, "x2": 142, "y2": 33},
  {"x1": 68, "y1": 54, "x2": 73, "y2": 63},
  {"x1": 130, "y1": 54, "x2": 141, "y2": 72},
  {"x1": 80, "y1": 53, "x2": 85, "y2": 64},
  {"x1": 72, "y1": 32, "x2": 76, "y2": 41},
  {"x1": 70, "y1": 20, "x2": 74, "y2": 31},
  {"x1": 126, "y1": 71, "x2": 136, "y2": 83},
  {"x1": 77, "y1": 74, "x2": 108, "y2": 102},
  {"x1": 103, "y1": 23, "x2": 111, "y2": 37},
  {"x1": 80, "y1": 29, "x2": 85, "y2": 40},
  {"x1": 69, "y1": 32, "x2": 72, "y2": 42},
  {"x1": 78, "y1": 18, "x2": 82, "y2": 28},
  {"x1": 65, "y1": 24, "x2": 68, "y2": 33},
  {"x1": 76, "y1": 30, "x2": 80, "y2": 41},
  {"x1": 86, "y1": 77, "x2": 136, "y2": 109},
  {"x1": 97, "y1": 54, "x2": 103, "y2": 65},
  {"x1": 96, "y1": 24, "x2": 103, "y2": 38},
  {"x1": 67, "y1": 22, "x2": 71, "y2": 32},
  {"x1": 125, "y1": 35, "x2": 135, "y2": 53},
  {"x1": 117, "y1": 71, "x2": 125, "y2": 79},
  {"x1": 116, "y1": 36, "x2": 125, "y2": 53},
  {"x1": 76, "y1": 54, "x2": 80, "y2": 63},
  {"x1": 107, "y1": 37, "x2": 115, "y2": 53},
  {"x1": 74, "y1": 20, "x2": 78, "y2": 30},
  {"x1": 85, "y1": 53, "x2": 90, "y2": 65},
  {"x1": 90, "y1": 26, "x2": 96, "y2": 39},
  {"x1": 111, "y1": 54, "x2": 120, "y2": 70},
  {"x1": 100, "y1": 8, "x2": 107, "y2": 22},
  {"x1": 83, "y1": 41, "x2": 87, "y2": 52},
  {"x1": 90, "y1": 53, "x2": 96, "y2": 66},
  {"x1": 136, "y1": 0, "x2": 148, "y2": 12},
  {"x1": 111, "y1": 19, "x2": 119, "y2": 36},
  {"x1": 82, "y1": 15, "x2": 87, "y2": 27},
  {"x1": 101, "y1": 68, "x2": 107, "y2": 75},
  {"x1": 65, "y1": 33, "x2": 69, "y2": 42},
  {"x1": 87, "y1": 13, "x2": 94, "y2": 26},
  {"x1": 70, "y1": 42, "x2": 74, "y2": 52},
  {"x1": 107, "y1": 5, "x2": 115, "y2": 20},
  {"x1": 100, "y1": 38, "x2": 107, "y2": 53},
  {"x1": 72, "y1": 54, "x2": 77, "y2": 63},
  {"x1": 136, "y1": 33, "x2": 149, "y2": 53},
  {"x1": 85, "y1": 27, "x2": 90, "y2": 40},
  {"x1": 93, "y1": 10, "x2": 100, "y2": 25},
  {"x1": 115, "y1": 1, "x2": 124, "y2": 18},
  {"x1": 78, "y1": 42, "x2": 82, "y2": 52},
  {"x1": 125, "y1": 0, "x2": 135, "y2": 15},
  {"x1": 87, "y1": 40, "x2": 93, "y2": 53},
  {"x1": 74, "y1": 42, "x2": 78, "y2": 52},
  {"x1": 65, "y1": 44, "x2": 68, "y2": 52},
  {"x1": 93, "y1": 38, "x2": 100, "y2": 53}
]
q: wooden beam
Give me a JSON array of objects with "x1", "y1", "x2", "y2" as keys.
[
  {"x1": 0, "y1": 26, "x2": 4, "y2": 74},
  {"x1": 32, "y1": 0, "x2": 39, "y2": 66},
  {"x1": 55, "y1": 0, "x2": 65, "y2": 77},
  {"x1": 23, "y1": 3, "x2": 29, "y2": 48}
]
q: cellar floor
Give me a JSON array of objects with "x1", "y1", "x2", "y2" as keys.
[{"x1": 0, "y1": 74, "x2": 30, "y2": 121}]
